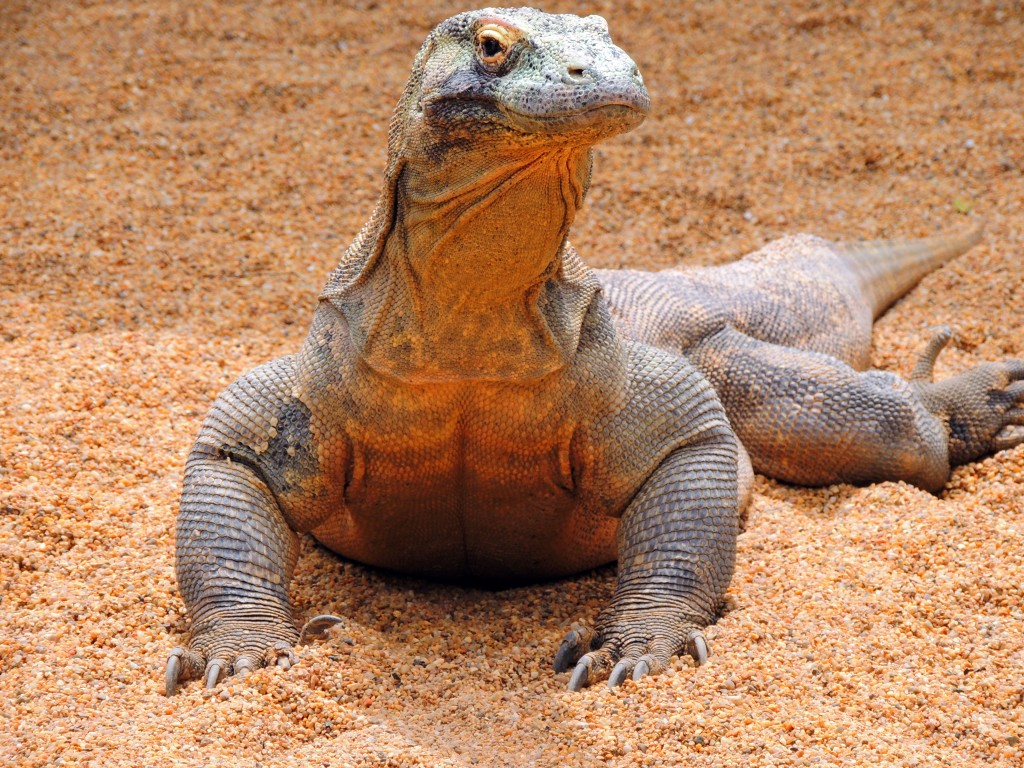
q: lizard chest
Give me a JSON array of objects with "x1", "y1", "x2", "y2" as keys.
[{"x1": 307, "y1": 378, "x2": 618, "y2": 582}]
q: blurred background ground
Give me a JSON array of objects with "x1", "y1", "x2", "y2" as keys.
[{"x1": 1, "y1": 1, "x2": 1022, "y2": 766}]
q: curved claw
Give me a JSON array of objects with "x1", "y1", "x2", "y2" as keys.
[
  {"x1": 299, "y1": 614, "x2": 345, "y2": 644},
  {"x1": 205, "y1": 660, "x2": 226, "y2": 689},
  {"x1": 568, "y1": 659, "x2": 590, "y2": 691},
  {"x1": 554, "y1": 626, "x2": 593, "y2": 673},
  {"x1": 554, "y1": 633, "x2": 580, "y2": 673},
  {"x1": 165, "y1": 653, "x2": 182, "y2": 697},
  {"x1": 689, "y1": 633, "x2": 709, "y2": 666},
  {"x1": 631, "y1": 658, "x2": 651, "y2": 682},
  {"x1": 234, "y1": 658, "x2": 254, "y2": 678},
  {"x1": 608, "y1": 659, "x2": 634, "y2": 688}
]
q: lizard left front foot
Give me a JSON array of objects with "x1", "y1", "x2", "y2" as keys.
[
  {"x1": 554, "y1": 605, "x2": 710, "y2": 690},
  {"x1": 911, "y1": 325, "x2": 1024, "y2": 466}
]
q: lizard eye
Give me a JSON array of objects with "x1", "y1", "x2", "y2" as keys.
[
  {"x1": 482, "y1": 36, "x2": 504, "y2": 59},
  {"x1": 475, "y1": 24, "x2": 515, "y2": 67}
]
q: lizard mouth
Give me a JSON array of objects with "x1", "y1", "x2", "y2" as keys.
[
  {"x1": 499, "y1": 101, "x2": 649, "y2": 136},
  {"x1": 423, "y1": 94, "x2": 649, "y2": 140}
]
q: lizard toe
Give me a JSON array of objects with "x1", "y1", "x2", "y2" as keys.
[
  {"x1": 1003, "y1": 359, "x2": 1024, "y2": 382},
  {"x1": 164, "y1": 646, "x2": 206, "y2": 697},
  {"x1": 1004, "y1": 408, "x2": 1024, "y2": 426},
  {"x1": 568, "y1": 657, "x2": 591, "y2": 691},
  {"x1": 566, "y1": 647, "x2": 617, "y2": 690},
  {"x1": 992, "y1": 369, "x2": 1024, "y2": 447},
  {"x1": 994, "y1": 424, "x2": 1024, "y2": 452},
  {"x1": 631, "y1": 657, "x2": 652, "y2": 682},
  {"x1": 910, "y1": 325, "x2": 955, "y2": 382},
  {"x1": 233, "y1": 657, "x2": 255, "y2": 678},
  {"x1": 205, "y1": 658, "x2": 228, "y2": 689},
  {"x1": 270, "y1": 641, "x2": 297, "y2": 670},
  {"x1": 688, "y1": 631, "x2": 710, "y2": 665},
  {"x1": 608, "y1": 658, "x2": 635, "y2": 688},
  {"x1": 1006, "y1": 381, "x2": 1024, "y2": 402},
  {"x1": 554, "y1": 625, "x2": 596, "y2": 673},
  {"x1": 165, "y1": 654, "x2": 181, "y2": 697}
]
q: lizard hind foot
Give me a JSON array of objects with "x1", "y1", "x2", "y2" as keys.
[
  {"x1": 914, "y1": 355, "x2": 1024, "y2": 467},
  {"x1": 905, "y1": 324, "x2": 1024, "y2": 466}
]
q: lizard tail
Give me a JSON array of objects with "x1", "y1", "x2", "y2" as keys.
[{"x1": 836, "y1": 222, "x2": 984, "y2": 319}]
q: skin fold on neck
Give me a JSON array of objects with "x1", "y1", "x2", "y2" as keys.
[{"x1": 325, "y1": 137, "x2": 603, "y2": 383}]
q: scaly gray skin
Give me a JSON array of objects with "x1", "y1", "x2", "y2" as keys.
[
  {"x1": 166, "y1": 7, "x2": 1024, "y2": 695},
  {"x1": 600, "y1": 226, "x2": 1024, "y2": 492}
]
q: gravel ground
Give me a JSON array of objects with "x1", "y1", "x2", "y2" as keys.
[{"x1": 2, "y1": 1, "x2": 1022, "y2": 766}]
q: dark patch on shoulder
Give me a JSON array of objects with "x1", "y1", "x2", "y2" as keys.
[
  {"x1": 265, "y1": 399, "x2": 319, "y2": 493},
  {"x1": 221, "y1": 399, "x2": 319, "y2": 494}
]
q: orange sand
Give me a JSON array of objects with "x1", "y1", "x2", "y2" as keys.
[{"x1": 1, "y1": 2, "x2": 1021, "y2": 766}]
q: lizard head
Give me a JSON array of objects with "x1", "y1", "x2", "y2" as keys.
[
  {"x1": 395, "y1": 8, "x2": 650, "y2": 153},
  {"x1": 326, "y1": 9, "x2": 646, "y2": 380}
]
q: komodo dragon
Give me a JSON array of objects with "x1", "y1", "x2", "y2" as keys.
[{"x1": 165, "y1": 7, "x2": 1024, "y2": 694}]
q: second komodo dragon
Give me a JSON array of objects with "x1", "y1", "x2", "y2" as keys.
[{"x1": 165, "y1": 8, "x2": 1024, "y2": 694}]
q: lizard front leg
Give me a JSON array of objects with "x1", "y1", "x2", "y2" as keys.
[
  {"x1": 165, "y1": 455, "x2": 300, "y2": 695},
  {"x1": 165, "y1": 347, "x2": 347, "y2": 695},
  {"x1": 555, "y1": 427, "x2": 745, "y2": 689}
]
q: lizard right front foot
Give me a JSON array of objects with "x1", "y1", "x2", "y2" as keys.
[
  {"x1": 165, "y1": 618, "x2": 300, "y2": 696},
  {"x1": 165, "y1": 614, "x2": 345, "y2": 695}
]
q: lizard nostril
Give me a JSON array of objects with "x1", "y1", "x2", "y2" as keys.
[{"x1": 566, "y1": 66, "x2": 588, "y2": 82}]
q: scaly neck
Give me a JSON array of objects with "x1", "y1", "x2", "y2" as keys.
[
  {"x1": 393, "y1": 144, "x2": 590, "y2": 305},
  {"x1": 325, "y1": 142, "x2": 602, "y2": 382}
]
